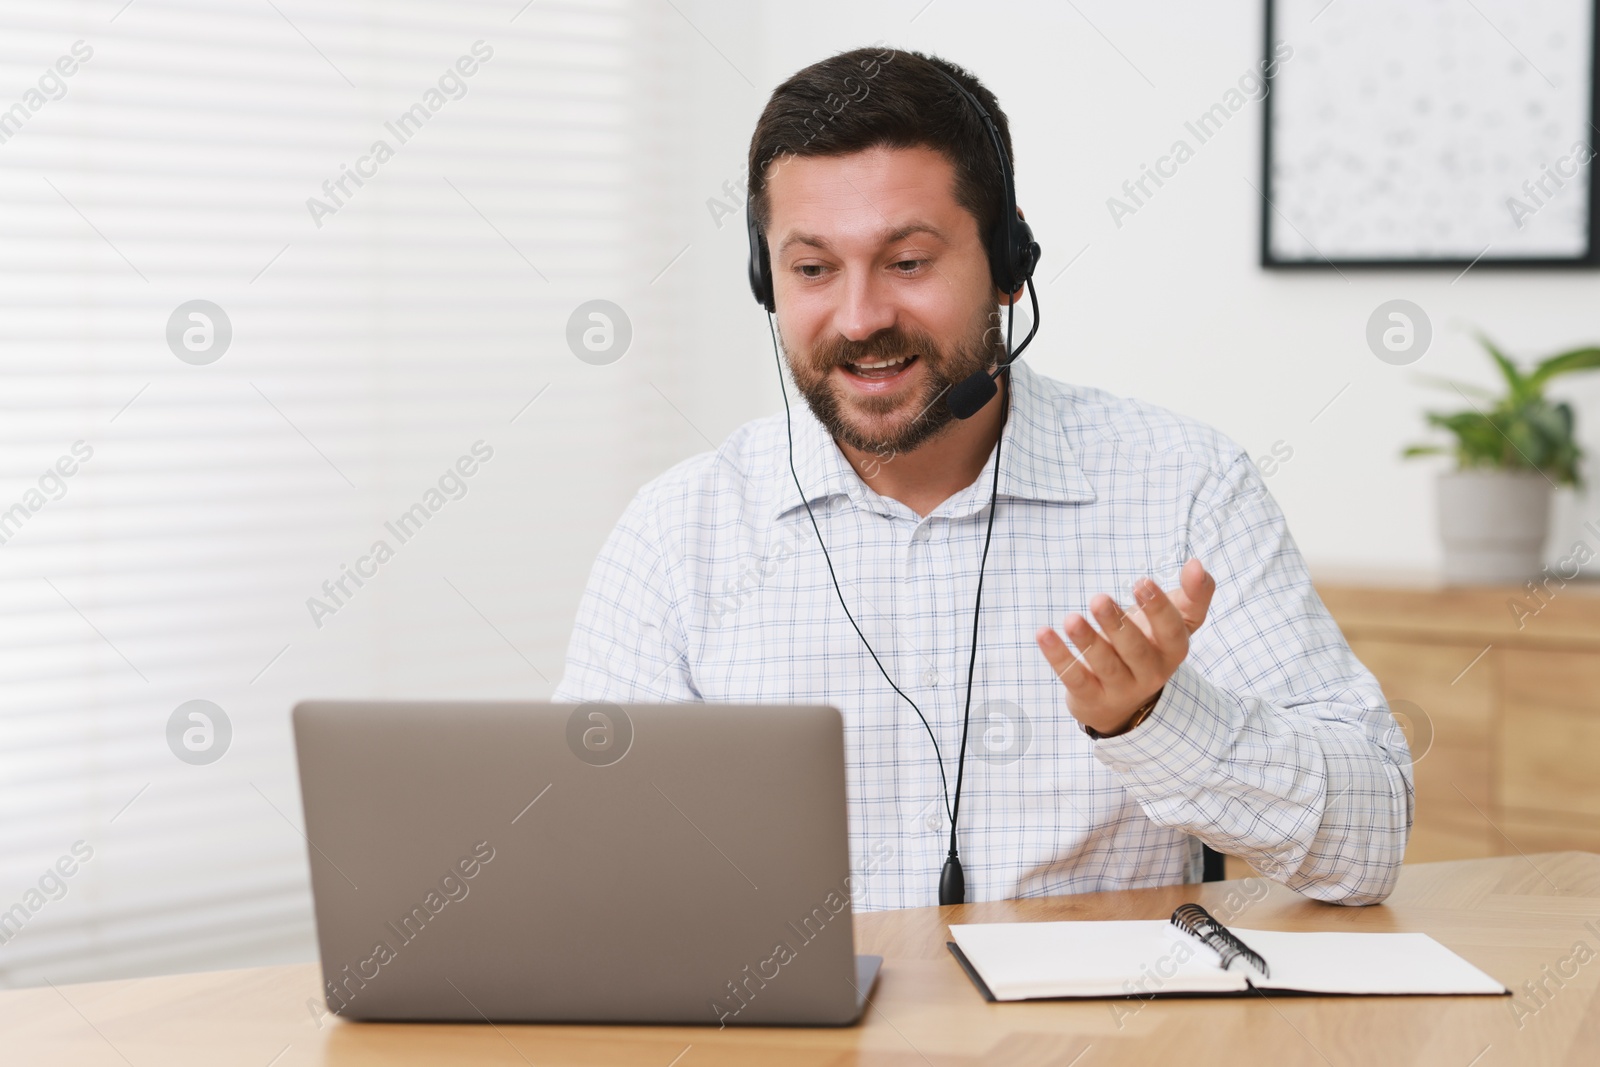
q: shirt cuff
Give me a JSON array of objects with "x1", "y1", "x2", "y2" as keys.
[{"x1": 1087, "y1": 658, "x2": 1237, "y2": 792}]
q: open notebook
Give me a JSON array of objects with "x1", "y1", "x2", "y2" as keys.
[{"x1": 947, "y1": 904, "x2": 1508, "y2": 1001}]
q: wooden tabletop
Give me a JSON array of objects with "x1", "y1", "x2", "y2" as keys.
[
  {"x1": 1314, "y1": 578, "x2": 1600, "y2": 650},
  {"x1": 4, "y1": 852, "x2": 1597, "y2": 1066}
]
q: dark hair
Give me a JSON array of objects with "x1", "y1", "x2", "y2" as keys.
[{"x1": 746, "y1": 46, "x2": 1013, "y2": 253}]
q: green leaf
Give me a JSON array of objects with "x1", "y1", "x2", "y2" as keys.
[
  {"x1": 1528, "y1": 347, "x2": 1600, "y2": 392},
  {"x1": 1410, "y1": 372, "x2": 1496, "y2": 399},
  {"x1": 1553, "y1": 400, "x2": 1576, "y2": 439},
  {"x1": 1424, "y1": 410, "x2": 1504, "y2": 467},
  {"x1": 1476, "y1": 332, "x2": 1530, "y2": 403}
]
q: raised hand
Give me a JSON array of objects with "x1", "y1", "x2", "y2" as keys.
[{"x1": 1034, "y1": 558, "x2": 1215, "y2": 737}]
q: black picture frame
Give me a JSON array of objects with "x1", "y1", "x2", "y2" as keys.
[{"x1": 1261, "y1": 0, "x2": 1600, "y2": 270}]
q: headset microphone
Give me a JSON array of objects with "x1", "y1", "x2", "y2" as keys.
[
  {"x1": 948, "y1": 275, "x2": 1041, "y2": 420},
  {"x1": 748, "y1": 60, "x2": 1042, "y2": 905},
  {"x1": 947, "y1": 371, "x2": 1000, "y2": 422}
]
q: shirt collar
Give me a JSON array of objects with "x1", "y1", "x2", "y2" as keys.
[{"x1": 770, "y1": 359, "x2": 1097, "y2": 521}]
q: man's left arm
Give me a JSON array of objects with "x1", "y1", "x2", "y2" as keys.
[{"x1": 1037, "y1": 452, "x2": 1414, "y2": 905}]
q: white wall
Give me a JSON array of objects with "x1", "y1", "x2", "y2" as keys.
[{"x1": 668, "y1": 0, "x2": 1600, "y2": 578}]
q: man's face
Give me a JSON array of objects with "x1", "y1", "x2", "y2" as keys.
[{"x1": 764, "y1": 144, "x2": 1004, "y2": 456}]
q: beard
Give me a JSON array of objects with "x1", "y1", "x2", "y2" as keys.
[{"x1": 783, "y1": 309, "x2": 1004, "y2": 456}]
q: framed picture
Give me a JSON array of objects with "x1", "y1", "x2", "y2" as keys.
[{"x1": 1262, "y1": 0, "x2": 1600, "y2": 269}]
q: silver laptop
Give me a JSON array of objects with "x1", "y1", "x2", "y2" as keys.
[{"x1": 292, "y1": 700, "x2": 882, "y2": 1026}]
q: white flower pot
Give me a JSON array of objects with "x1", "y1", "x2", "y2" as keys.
[{"x1": 1436, "y1": 469, "x2": 1553, "y2": 585}]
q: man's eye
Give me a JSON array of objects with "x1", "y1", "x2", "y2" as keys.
[
  {"x1": 796, "y1": 264, "x2": 827, "y2": 279},
  {"x1": 892, "y1": 259, "x2": 926, "y2": 273}
]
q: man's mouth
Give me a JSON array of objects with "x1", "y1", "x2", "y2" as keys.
[{"x1": 840, "y1": 352, "x2": 919, "y2": 383}]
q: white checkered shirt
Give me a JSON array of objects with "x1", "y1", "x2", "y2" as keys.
[{"x1": 553, "y1": 359, "x2": 1413, "y2": 910}]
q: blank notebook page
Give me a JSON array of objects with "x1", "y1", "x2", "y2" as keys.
[
  {"x1": 949, "y1": 920, "x2": 1247, "y2": 999},
  {"x1": 1236, "y1": 929, "x2": 1507, "y2": 995}
]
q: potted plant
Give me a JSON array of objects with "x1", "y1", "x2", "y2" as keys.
[{"x1": 1402, "y1": 332, "x2": 1600, "y2": 584}]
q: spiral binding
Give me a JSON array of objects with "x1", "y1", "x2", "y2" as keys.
[{"x1": 1170, "y1": 903, "x2": 1271, "y2": 979}]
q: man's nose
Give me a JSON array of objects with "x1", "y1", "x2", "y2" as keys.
[{"x1": 832, "y1": 267, "x2": 897, "y2": 342}]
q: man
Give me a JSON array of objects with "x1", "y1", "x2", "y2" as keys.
[{"x1": 553, "y1": 47, "x2": 1412, "y2": 910}]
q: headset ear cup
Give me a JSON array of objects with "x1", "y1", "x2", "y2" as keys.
[
  {"x1": 1014, "y1": 214, "x2": 1040, "y2": 286},
  {"x1": 989, "y1": 220, "x2": 1016, "y2": 295},
  {"x1": 746, "y1": 203, "x2": 775, "y2": 312},
  {"x1": 991, "y1": 212, "x2": 1041, "y2": 295}
]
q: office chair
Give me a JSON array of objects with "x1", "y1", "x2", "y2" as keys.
[{"x1": 1202, "y1": 843, "x2": 1227, "y2": 882}]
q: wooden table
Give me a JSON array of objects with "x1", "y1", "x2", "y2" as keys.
[{"x1": 5, "y1": 852, "x2": 1597, "y2": 1066}]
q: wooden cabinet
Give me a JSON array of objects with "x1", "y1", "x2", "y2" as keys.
[
  {"x1": 1342, "y1": 634, "x2": 1496, "y2": 862},
  {"x1": 1317, "y1": 578, "x2": 1600, "y2": 865}
]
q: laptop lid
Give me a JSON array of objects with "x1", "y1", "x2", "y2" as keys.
[{"x1": 292, "y1": 700, "x2": 877, "y2": 1025}]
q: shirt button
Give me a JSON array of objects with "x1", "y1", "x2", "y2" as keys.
[{"x1": 921, "y1": 668, "x2": 941, "y2": 687}]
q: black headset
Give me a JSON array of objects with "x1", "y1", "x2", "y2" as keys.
[{"x1": 747, "y1": 60, "x2": 1043, "y2": 905}]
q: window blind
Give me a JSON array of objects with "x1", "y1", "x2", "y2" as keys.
[{"x1": 0, "y1": 0, "x2": 699, "y2": 986}]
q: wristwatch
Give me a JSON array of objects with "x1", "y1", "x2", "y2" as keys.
[{"x1": 1082, "y1": 687, "x2": 1163, "y2": 740}]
